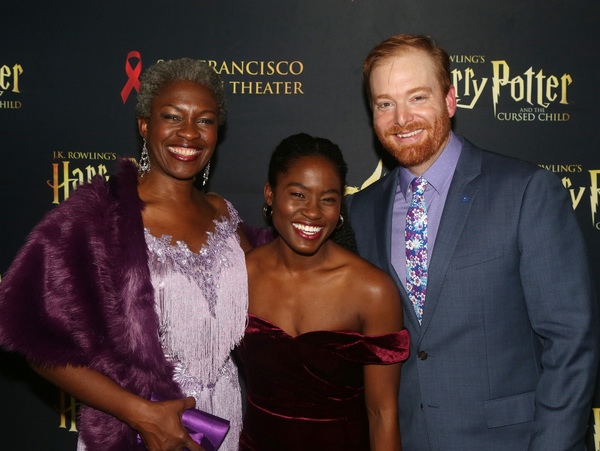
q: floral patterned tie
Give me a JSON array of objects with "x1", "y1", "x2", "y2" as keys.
[{"x1": 406, "y1": 177, "x2": 428, "y2": 324}]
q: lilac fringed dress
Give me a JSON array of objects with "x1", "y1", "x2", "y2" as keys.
[
  {"x1": 77, "y1": 200, "x2": 247, "y2": 451},
  {"x1": 144, "y1": 200, "x2": 247, "y2": 451}
]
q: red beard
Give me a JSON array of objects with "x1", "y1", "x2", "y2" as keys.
[{"x1": 376, "y1": 111, "x2": 451, "y2": 169}]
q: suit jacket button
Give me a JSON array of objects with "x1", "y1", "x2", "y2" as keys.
[{"x1": 418, "y1": 351, "x2": 428, "y2": 360}]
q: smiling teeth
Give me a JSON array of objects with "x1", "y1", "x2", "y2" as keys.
[
  {"x1": 169, "y1": 146, "x2": 200, "y2": 156},
  {"x1": 293, "y1": 223, "x2": 323, "y2": 234},
  {"x1": 395, "y1": 129, "x2": 422, "y2": 138}
]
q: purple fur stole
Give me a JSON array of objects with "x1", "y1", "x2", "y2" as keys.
[{"x1": 0, "y1": 160, "x2": 182, "y2": 450}]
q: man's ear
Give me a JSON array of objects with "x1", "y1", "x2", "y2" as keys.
[{"x1": 446, "y1": 85, "x2": 457, "y2": 118}]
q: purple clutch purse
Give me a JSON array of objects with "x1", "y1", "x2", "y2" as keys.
[{"x1": 137, "y1": 394, "x2": 230, "y2": 451}]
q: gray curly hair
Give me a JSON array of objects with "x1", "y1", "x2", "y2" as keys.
[{"x1": 135, "y1": 58, "x2": 227, "y2": 125}]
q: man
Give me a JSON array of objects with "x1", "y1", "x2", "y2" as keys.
[{"x1": 347, "y1": 34, "x2": 598, "y2": 450}]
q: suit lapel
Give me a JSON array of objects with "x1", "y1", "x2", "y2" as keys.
[
  {"x1": 375, "y1": 168, "x2": 398, "y2": 273},
  {"x1": 418, "y1": 140, "x2": 482, "y2": 338}
]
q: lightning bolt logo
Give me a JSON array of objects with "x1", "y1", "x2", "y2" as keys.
[
  {"x1": 491, "y1": 60, "x2": 506, "y2": 117},
  {"x1": 590, "y1": 170, "x2": 600, "y2": 227},
  {"x1": 345, "y1": 159, "x2": 384, "y2": 195}
]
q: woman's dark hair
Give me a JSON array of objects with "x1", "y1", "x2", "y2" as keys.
[{"x1": 268, "y1": 133, "x2": 357, "y2": 252}]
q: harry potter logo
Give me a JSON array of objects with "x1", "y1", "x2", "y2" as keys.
[
  {"x1": 47, "y1": 161, "x2": 109, "y2": 204},
  {"x1": 555, "y1": 170, "x2": 600, "y2": 230},
  {"x1": 0, "y1": 63, "x2": 22, "y2": 96},
  {"x1": 490, "y1": 61, "x2": 571, "y2": 114},
  {"x1": 451, "y1": 58, "x2": 572, "y2": 120},
  {"x1": 0, "y1": 63, "x2": 23, "y2": 109},
  {"x1": 588, "y1": 170, "x2": 600, "y2": 229},
  {"x1": 57, "y1": 390, "x2": 80, "y2": 432}
]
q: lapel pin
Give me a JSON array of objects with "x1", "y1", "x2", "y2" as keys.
[{"x1": 461, "y1": 195, "x2": 470, "y2": 203}]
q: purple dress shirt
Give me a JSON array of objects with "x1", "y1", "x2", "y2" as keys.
[{"x1": 391, "y1": 132, "x2": 462, "y2": 290}]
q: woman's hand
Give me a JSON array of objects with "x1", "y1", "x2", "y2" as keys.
[
  {"x1": 134, "y1": 397, "x2": 204, "y2": 451},
  {"x1": 31, "y1": 363, "x2": 203, "y2": 450}
]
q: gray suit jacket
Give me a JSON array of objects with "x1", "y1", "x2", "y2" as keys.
[{"x1": 347, "y1": 136, "x2": 598, "y2": 450}]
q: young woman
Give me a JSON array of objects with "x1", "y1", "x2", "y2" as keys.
[{"x1": 237, "y1": 133, "x2": 409, "y2": 450}]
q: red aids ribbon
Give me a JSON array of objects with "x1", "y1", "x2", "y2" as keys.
[{"x1": 121, "y1": 51, "x2": 142, "y2": 103}]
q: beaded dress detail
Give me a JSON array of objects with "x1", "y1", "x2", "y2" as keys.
[{"x1": 144, "y1": 200, "x2": 248, "y2": 451}]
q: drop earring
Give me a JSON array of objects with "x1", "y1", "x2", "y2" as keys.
[
  {"x1": 138, "y1": 138, "x2": 151, "y2": 176},
  {"x1": 202, "y1": 161, "x2": 211, "y2": 187}
]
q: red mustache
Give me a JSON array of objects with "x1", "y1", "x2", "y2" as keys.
[{"x1": 385, "y1": 124, "x2": 428, "y2": 136}]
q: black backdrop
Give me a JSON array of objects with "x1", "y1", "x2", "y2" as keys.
[{"x1": 1, "y1": 1, "x2": 599, "y2": 449}]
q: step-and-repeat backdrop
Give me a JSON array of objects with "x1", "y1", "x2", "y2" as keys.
[{"x1": 1, "y1": 1, "x2": 599, "y2": 448}]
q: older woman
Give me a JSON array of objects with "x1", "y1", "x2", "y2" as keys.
[{"x1": 0, "y1": 59, "x2": 249, "y2": 451}]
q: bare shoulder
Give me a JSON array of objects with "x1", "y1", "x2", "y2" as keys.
[
  {"x1": 245, "y1": 242, "x2": 276, "y2": 272},
  {"x1": 204, "y1": 192, "x2": 230, "y2": 218},
  {"x1": 332, "y1": 245, "x2": 403, "y2": 334},
  {"x1": 335, "y1": 246, "x2": 399, "y2": 301}
]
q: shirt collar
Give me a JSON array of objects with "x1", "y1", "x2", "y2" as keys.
[{"x1": 398, "y1": 132, "x2": 462, "y2": 200}]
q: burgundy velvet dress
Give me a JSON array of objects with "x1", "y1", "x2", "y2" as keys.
[{"x1": 236, "y1": 313, "x2": 410, "y2": 450}]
